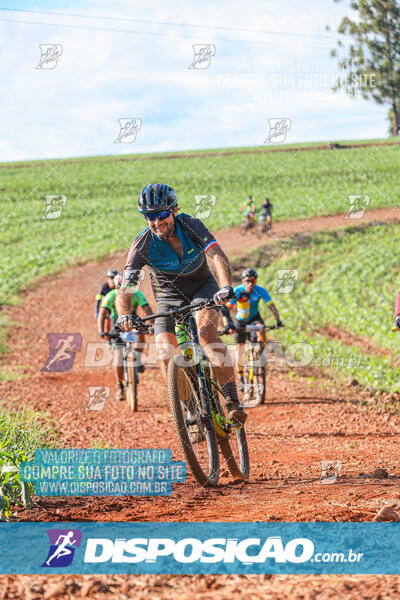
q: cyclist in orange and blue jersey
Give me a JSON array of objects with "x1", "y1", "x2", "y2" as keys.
[{"x1": 225, "y1": 268, "x2": 283, "y2": 391}]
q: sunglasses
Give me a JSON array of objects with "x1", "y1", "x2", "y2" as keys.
[
  {"x1": 145, "y1": 210, "x2": 171, "y2": 222},
  {"x1": 243, "y1": 278, "x2": 256, "y2": 283}
]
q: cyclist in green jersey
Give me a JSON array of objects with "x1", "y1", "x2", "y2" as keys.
[
  {"x1": 239, "y1": 195, "x2": 256, "y2": 226},
  {"x1": 98, "y1": 273, "x2": 153, "y2": 401}
]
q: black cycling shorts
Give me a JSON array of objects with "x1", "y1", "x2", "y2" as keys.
[
  {"x1": 234, "y1": 313, "x2": 264, "y2": 344},
  {"x1": 154, "y1": 275, "x2": 219, "y2": 336}
]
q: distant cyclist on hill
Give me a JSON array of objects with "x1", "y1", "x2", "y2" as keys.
[
  {"x1": 94, "y1": 269, "x2": 118, "y2": 319},
  {"x1": 260, "y1": 197, "x2": 273, "y2": 229},
  {"x1": 239, "y1": 195, "x2": 256, "y2": 227},
  {"x1": 223, "y1": 268, "x2": 283, "y2": 391},
  {"x1": 115, "y1": 183, "x2": 247, "y2": 424},
  {"x1": 98, "y1": 273, "x2": 152, "y2": 401}
]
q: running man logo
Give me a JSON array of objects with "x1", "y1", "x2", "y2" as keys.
[
  {"x1": 42, "y1": 529, "x2": 82, "y2": 568},
  {"x1": 86, "y1": 386, "x2": 110, "y2": 410},
  {"x1": 115, "y1": 118, "x2": 142, "y2": 143},
  {"x1": 275, "y1": 270, "x2": 299, "y2": 294},
  {"x1": 41, "y1": 195, "x2": 67, "y2": 220},
  {"x1": 35, "y1": 44, "x2": 63, "y2": 69},
  {"x1": 194, "y1": 195, "x2": 216, "y2": 219},
  {"x1": 188, "y1": 44, "x2": 216, "y2": 69},
  {"x1": 41, "y1": 333, "x2": 82, "y2": 372},
  {"x1": 265, "y1": 118, "x2": 291, "y2": 144},
  {"x1": 346, "y1": 195, "x2": 370, "y2": 219}
]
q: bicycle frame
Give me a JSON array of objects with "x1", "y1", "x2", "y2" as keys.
[
  {"x1": 185, "y1": 314, "x2": 214, "y2": 428},
  {"x1": 122, "y1": 300, "x2": 239, "y2": 434}
]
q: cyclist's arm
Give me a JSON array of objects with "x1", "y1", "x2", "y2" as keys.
[
  {"x1": 259, "y1": 287, "x2": 280, "y2": 322},
  {"x1": 220, "y1": 304, "x2": 235, "y2": 328},
  {"x1": 95, "y1": 295, "x2": 103, "y2": 318},
  {"x1": 117, "y1": 233, "x2": 148, "y2": 317},
  {"x1": 137, "y1": 303, "x2": 153, "y2": 320},
  {"x1": 95, "y1": 283, "x2": 109, "y2": 318},
  {"x1": 98, "y1": 307, "x2": 110, "y2": 336},
  {"x1": 206, "y1": 244, "x2": 232, "y2": 287},
  {"x1": 267, "y1": 301, "x2": 280, "y2": 322}
]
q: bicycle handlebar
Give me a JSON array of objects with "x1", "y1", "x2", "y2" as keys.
[
  {"x1": 218, "y1": 323, "x2": 280, "y2": 336},
  {"x1": 153, "y1": 299, "x2": 220, "y2": 320},
  {"x1": 115, "y1": 299, "x2": 222, "y2": 332}
]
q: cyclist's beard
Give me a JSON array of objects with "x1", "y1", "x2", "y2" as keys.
[{"x1": 155, "y1": 219, "x2": 175, "y2": 240}]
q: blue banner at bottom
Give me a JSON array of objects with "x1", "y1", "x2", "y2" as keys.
[{"x1": 1, "y1": 522, "x2": 400, "y2": 574}]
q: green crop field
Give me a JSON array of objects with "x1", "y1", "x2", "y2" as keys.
[
  {"x1": 1, "y1": 138, "x2": 400, "y2": 397},
  {"x1": 1, "y1": 137, "x2": 400, "y2": 309},
  {"x1": 245, "y1": 223, "x2": 400, "y2": 395}
]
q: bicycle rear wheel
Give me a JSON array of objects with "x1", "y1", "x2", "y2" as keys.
[
  {"x1": 255, "y1": 346, "x2": 266, "y2": 404},
  {"x1": 242, "y1": 344, "x2": 258, "y2": 408},
  {"x1": 207, "y1": 369, "x2": 250, "y2": 480},
  {"x1": 254, "y1": 364, "x2": 266, "y2": 405},
  {"x1": 126, "y1": 353, "x2": 138, "y2": 412},
  {"x1": 167, "y1": 356, "x2": 220, "y2": 486}
]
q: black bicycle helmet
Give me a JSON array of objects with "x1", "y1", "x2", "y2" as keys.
[
  {"x1": 106, "y1": 268, "x2": 118, "y2": 278},
  {"x1": 241, "y1": 268, "x2": 258, "y2": 280},
  {"x1": 138, "y1": 183, "x2": 178, "y2": 214}
]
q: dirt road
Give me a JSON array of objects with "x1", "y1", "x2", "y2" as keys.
[{"x1": 1, "y1": 208, "x2": 400, "y2": 598}]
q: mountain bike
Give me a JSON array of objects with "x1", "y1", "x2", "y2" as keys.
[
  {"x1": 130, "y1": 300, "x2": 250, "y2": 486},
  {"x1": 220, "y1": 323, "x2": 277, "y2": 408},
  {"x1": 240, "y1": 213, "x2": 256, "y2": 236},
  {"x1": 256, "y1": 214, "x2": 271, "y2": 239},
  {"x1": 109, "y1": 331, "x2": 143, "y2": 412}
]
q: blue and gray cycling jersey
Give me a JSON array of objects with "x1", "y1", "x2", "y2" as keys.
[
  {"x1": 122, "y1": 213, "x2": 219, "y2": 301},
  {"x1": 229, "y1": 284, "x2": 272, "y2": 321}
]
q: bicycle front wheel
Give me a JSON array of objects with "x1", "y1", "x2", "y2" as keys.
[
  {"x1": 254, "y1": 364, "x2": 266, "y2": 405},
  {"x1": 167, "y1": 356, "x2": 220, "y2": 486},
  {"x1": 242, "y1": 344, "x2": 258, "y2": 408},
  {"x1": 126, "y1": 353, "x2": 138, "y2": 412},
  {"x1": 207, "y1": 369, "x2": 250, "y2": 480}
]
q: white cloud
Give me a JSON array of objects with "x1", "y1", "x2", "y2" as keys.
[{"x1": 0, "y1": 0, "x2": 388, "y2": 161}]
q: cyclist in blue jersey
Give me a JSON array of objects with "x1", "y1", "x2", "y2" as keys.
[
  {"x1": 115, "y1": 183, "x2": 246, "y2": 424},
  {"x1": 225, "y1": 268, "x2": 283, "y2": 391}
]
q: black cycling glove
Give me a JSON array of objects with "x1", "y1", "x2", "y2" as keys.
[{"x1": 213, "y1": 286, "x2": 235, "y2": 304}]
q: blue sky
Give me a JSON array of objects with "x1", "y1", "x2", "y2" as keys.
[{"x1": 0, "y1": 1, "x2": 389, "y2": 161}]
